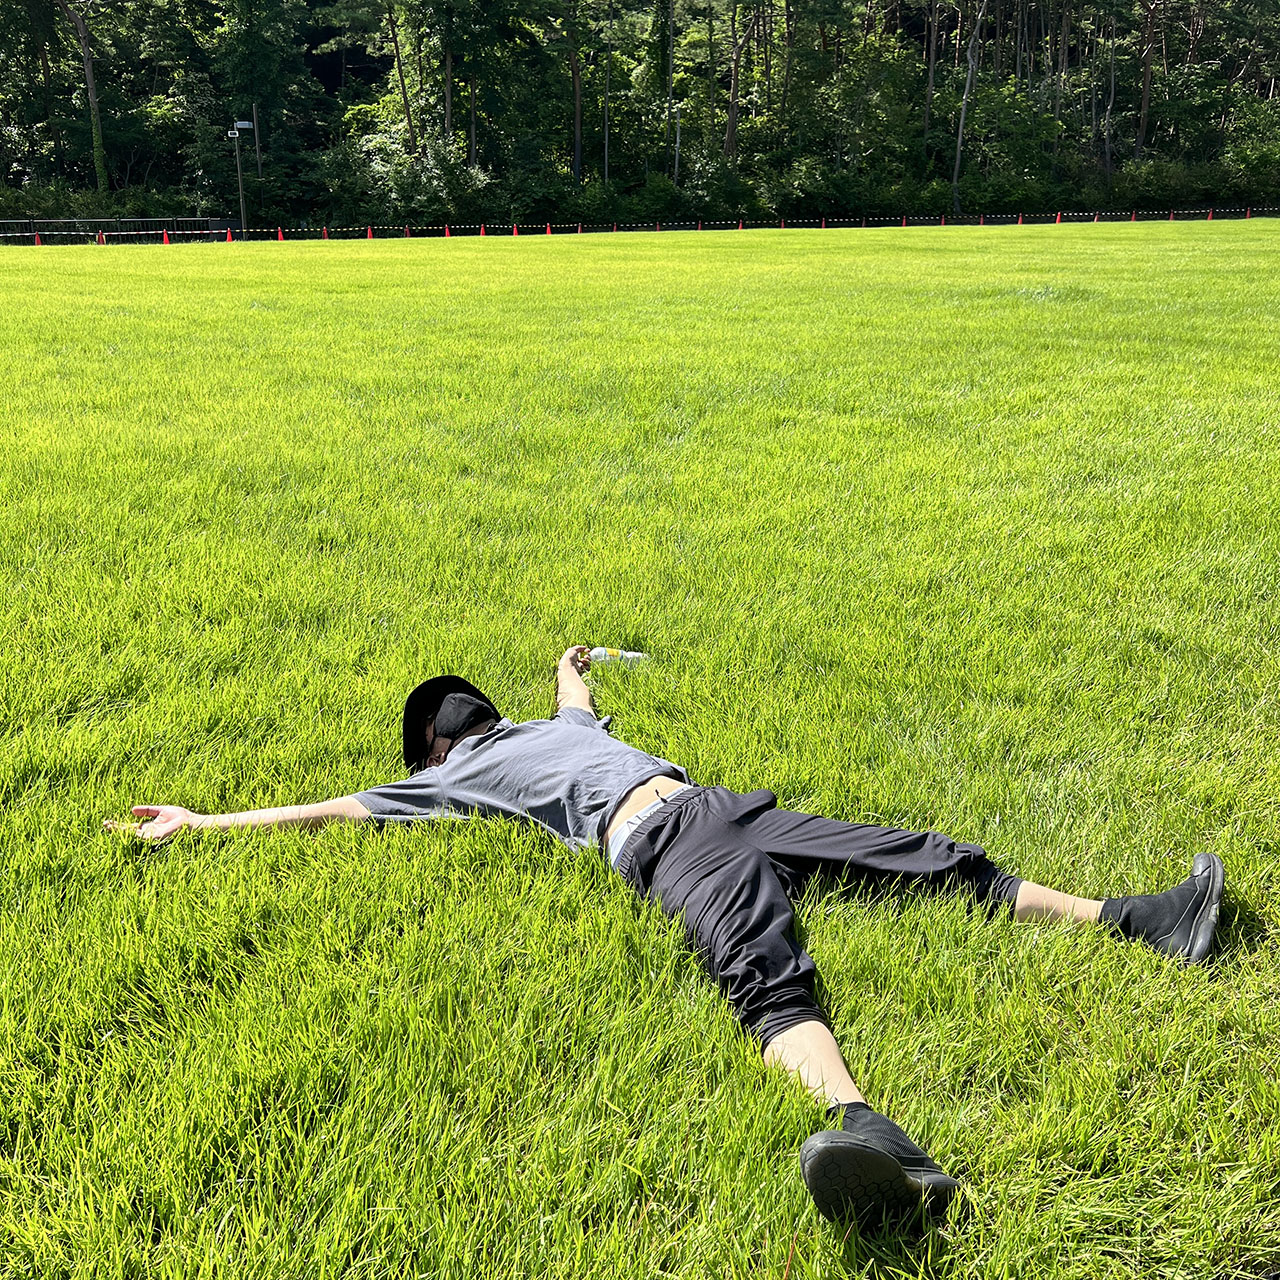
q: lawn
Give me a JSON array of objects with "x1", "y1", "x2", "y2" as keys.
[{"x1": 1, "y1": 223, "x2": 1277, "y2": 1279}]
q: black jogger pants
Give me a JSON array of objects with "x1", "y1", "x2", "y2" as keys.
[{"x1": 614, "y1": 786, "x2": 1020, "y2": 1050}]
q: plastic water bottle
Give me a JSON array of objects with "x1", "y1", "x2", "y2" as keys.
[{"x1": 588, "y1": 646, "x2": 648, "y2": 666}]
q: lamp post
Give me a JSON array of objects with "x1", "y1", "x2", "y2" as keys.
[
  {"x1": 251, "y1": 103, "x2": 264, "y2": 210},
  {"x1": 229, "y1": 119, "x2": 254, "y2": 240}
]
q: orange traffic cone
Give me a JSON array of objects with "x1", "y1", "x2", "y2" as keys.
[
  {"x1": 367, "y1": 225, "x2": 373, "y2": 238},
  {"x1": 1207, "y1": 208, "x2": 1214, "y2": 221},
  {"x1": 1017, "y1": 213, "x2": 1023, "y2": 225},
  {"x1": 322, "y1": 226, "x2": 329, "y2": 239},
  {"x1": 546, "y1": 222, "x2": 552, "y2": 235},
  {"x1": 277, "y1": 227, "x2": 284, "y2": 241},
  {"x1": 480, "y1": 223, "x2": 486, "y2": 236},
  {"x1": 577, "y1": 223, "x2": 582, "y2": 233},
  {"x1": 34, "y1": 232, "x2": 41, "y2": 245},
  {"x1": 226, "y1": 228, "x2": 233, "y2": 242},
  {"x1": 1055, "y1": 210, "x2": 1062, "y2": 223},
  {"x1": 97, "y1": 229, "x2": 105, "y2": 245},
  {"x1": 1130, "y1": 210, "x2": 1136, "y2": 222},
  {"x1": 162, "y1": 228, "x2": 170, "y2": 244},
  {"x1": 444, "y1": 224, "x2": 451, "y2": 237},
  {"x1": 513, "y1": 223, "x2": 518, "y2": 236}
]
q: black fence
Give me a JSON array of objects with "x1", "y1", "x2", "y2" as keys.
[{"x1": 1, "y1": 207, "x2": 1276, "y2": 244}]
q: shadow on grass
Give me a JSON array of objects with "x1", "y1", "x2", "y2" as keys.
[
  {"x1": 830, "y1": 1206, "x2": 956, "y2": 1279},
  {"x1": 1213, "y1": 891, "x2": 1270, "y2": 957}
]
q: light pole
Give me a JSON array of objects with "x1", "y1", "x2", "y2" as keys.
[
  {"x1": 229, "y1": 119, "x2": 254, "y2": 239},
  {"x1": 673, "y1": 102, "x2": 681, "y2": 185},
  {"x1": 251, "y1": 103, "x2": 263, "y2": 210}
]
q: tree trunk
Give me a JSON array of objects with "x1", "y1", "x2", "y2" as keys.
[
  {"x1": 1014, "y1": 0, "x2": 1021, "y2": 84},
  {"x1": 387, "y1": 3, "x2": 419, "y2": 153},
  {"x1": 56, "y1": 0, "x2": 108, "y2": 192},
  {"x1": 469, "y1": 74, "x2": 477, "y2": 164},
  {"x1": 780, "y1": 0, "x2": 795, "y2": 129},
  {"x1": 764, "y1": 1, "x2": 772, "y2": 113},
  {"x1": 951, "y1": 0, "x2": 988, "y2": 213},
  {"x1": 570, "y1": 42, "x2": 583, "y2": 181},
  {"x1": 545, "y1": 9, "x2": 585, "y2": 183},
  {"x1": 444, "y1": 48, "x2": 452, "y2": 137},
  {"x1": 707, "y1": 6, "x2": 715, "y2": 138},
  {"x1": 1039, "y1": 0, "x2": 1050, "y2": 98},
  {"x1": 666, "y1": 0, "x2": 675, "y2": 172},
  {"x1": 723, "y1": 8, "x2": 759, "y2": 158},
  {"x1": 924, "y1": 0, "x2": 938, "y2": 148},
  {"x1": 1185, "y1": 4, "x2": 1203, "y2": 67},
  {"x1": 1052, "y1": 0, "x2": 1069, "y2": 156},
  {"x1": 1103, "y1": 16, "x2": 1115, "y2": 179},
  {"x1": 414, "y1": 25, "x2": 425, "y2": 132},
  {"x1": 39, "y1": 44, "x2": 63, "y2": 178},
  {"x1": 1135, "y1": 1, "x2": 1158, "y2": 158},
  {"x1": 604, "y1": 13, "x2": 612, "y2": 181}
]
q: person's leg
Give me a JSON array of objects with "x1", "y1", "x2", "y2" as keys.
[
  {"x1": 740, "y1": 802, "x2": 1223, "y2": 963},
  {"x1": 735, "y1": 800, "x2": 1022, "y2": 913},
  {"x1": 764, "y1": 1021, "x2": 959, "y2": 1226},
  {"x1": 763, "y1": 1019, "x2": 864, "y2": 1105},
  {"x1": 1013, "y1": 881, "x2": 1103, "y2": 923},
  {"x1": 1005, "y1": 860, "x2": 1223, "y2": 965},
  {"x1": 637, "y1": 796, "x2": 827, "y2": 1047},
  {"x1": 626, "y1": 789, "x2": 959, "y2": 1225}
]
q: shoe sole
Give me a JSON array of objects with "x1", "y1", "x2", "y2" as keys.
[
  {"x1": 1181, "y1": 851, "x2": 1224, "y2": 966},
  {"x1": 799, "y1": 1132, "x2": 958, "y2": 1226}
]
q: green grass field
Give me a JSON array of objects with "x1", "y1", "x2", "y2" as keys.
[{"x1": 1, "y1": 224, "x2": 1278, "y2": 1279}]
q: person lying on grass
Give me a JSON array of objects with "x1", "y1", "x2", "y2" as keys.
[{"x1": 108, "y1": 645, "x2": 1226, "y2": 1227}]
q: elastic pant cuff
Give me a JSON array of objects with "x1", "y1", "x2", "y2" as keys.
[
  {"x1": 964, "y1": 858, "x2": 1023, "y2": 916},
  {"x1": 756, "y1": 1006, "x2": 830, "y2": 1053}
]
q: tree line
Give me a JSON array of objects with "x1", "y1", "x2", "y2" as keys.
[{"x1": 1, "y1": 0, "x2": 1277, "y2": 225}]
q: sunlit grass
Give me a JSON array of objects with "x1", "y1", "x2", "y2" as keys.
[{"x1": 1, "y1": 224, "x2": 1278, "y2": 1278}]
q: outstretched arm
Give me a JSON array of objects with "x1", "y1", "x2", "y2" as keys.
[
  {"x1": 555, "y1": 644, "x2": 594, "y2": 714},
  {"x1": 106, "y1": 795, "x2": 372, "y2": 843}
]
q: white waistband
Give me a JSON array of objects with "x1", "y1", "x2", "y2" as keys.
[{"x1": 607, "y1": 784, "x2": 693, "y2": 868}]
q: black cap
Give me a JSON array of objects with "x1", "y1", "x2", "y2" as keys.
[{"x1": 401, "y1": 675, "x2": 501, "y2": 773}]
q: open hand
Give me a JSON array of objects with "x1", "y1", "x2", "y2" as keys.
[{"x1": 103, "y1": 805, "x2": 201, "y2": 843}]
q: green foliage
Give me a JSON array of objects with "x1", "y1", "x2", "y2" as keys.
[{"x1": 3, "y1": 0, "x2": 1280, "y2": 221}]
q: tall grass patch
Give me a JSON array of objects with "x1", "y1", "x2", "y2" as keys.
[{"x1": 1, "y1": 224, "x2": 1278, "y2": 1278}]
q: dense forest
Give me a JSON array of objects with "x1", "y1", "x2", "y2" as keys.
[{"x1": 1, "y1": 1, "x2": 1278, "y2": 225}]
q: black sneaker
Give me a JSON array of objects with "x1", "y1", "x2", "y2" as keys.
[
  {"x1": 1100, "y1": 852, "x2": 1225, "y2": 965},
  {"x1": 799, "y1": 1105, "x2": 959, "y2": 1225}
]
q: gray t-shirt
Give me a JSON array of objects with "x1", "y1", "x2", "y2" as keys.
[{"x1": 355, "y1": 705, "x2": 690, "y2": 851}]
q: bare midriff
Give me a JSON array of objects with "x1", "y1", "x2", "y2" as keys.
[{"x1": 605, "y1": 774, "x2": 689, "y2": 843}]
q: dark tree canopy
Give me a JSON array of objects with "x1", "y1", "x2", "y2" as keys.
[{"x1": 1, "y1": 0, "x2": 1278, "y2": 222}]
